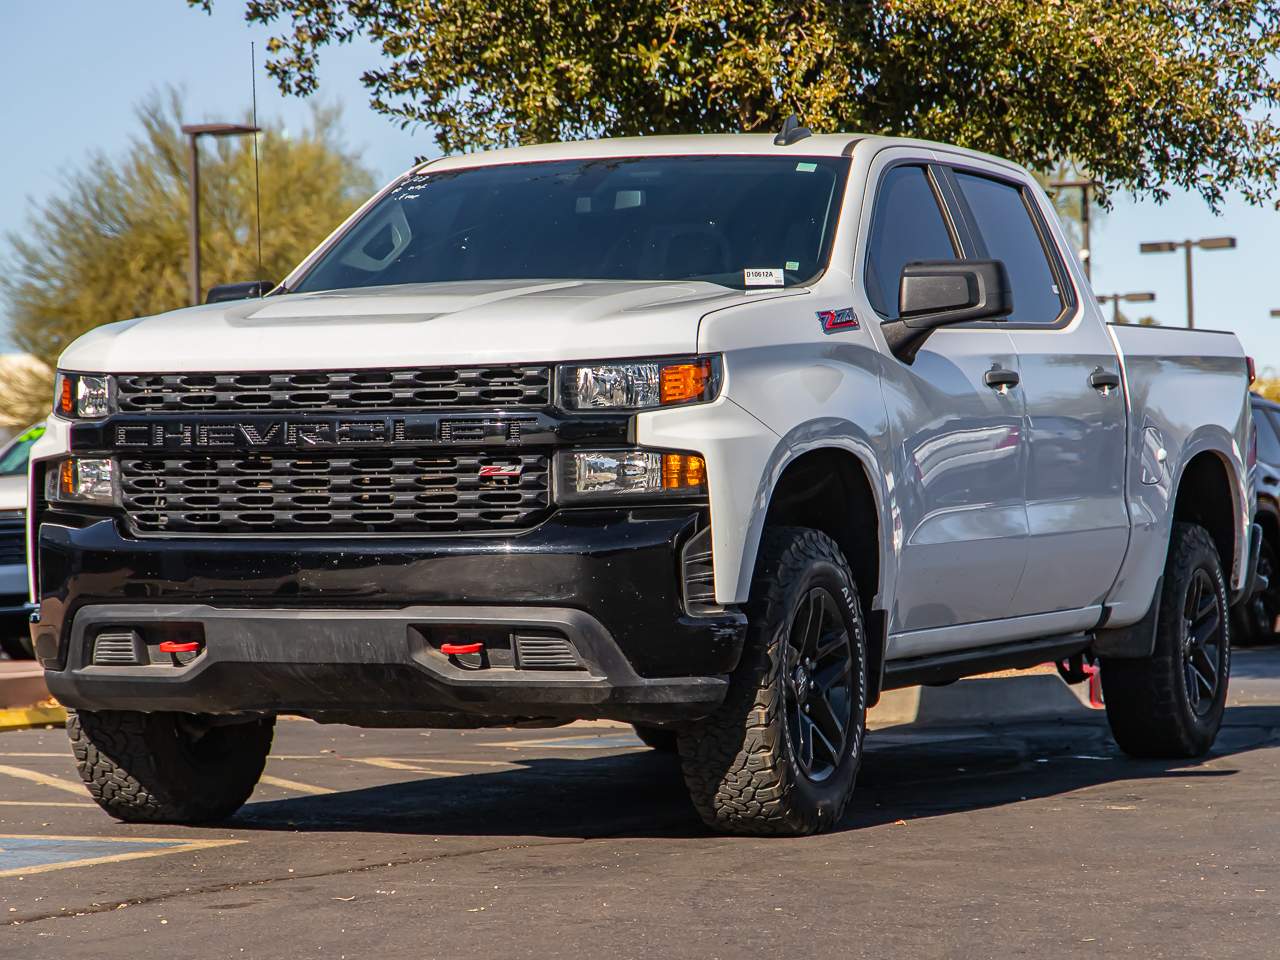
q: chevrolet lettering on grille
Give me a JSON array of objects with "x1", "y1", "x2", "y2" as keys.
[{"x1": 108, "y1": 416, "x2": 544, "y2": 451}]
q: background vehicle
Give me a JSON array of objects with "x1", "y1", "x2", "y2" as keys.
[
  {"x1": 26, "y1": 131, "x2": 1255, "y2": 835},
  {"x1": 1237, "y1": 393, "x2": 1280, "y2": 645},
  {"x1": 1, "y1": 424, "x2": 43, "y2": 659}
]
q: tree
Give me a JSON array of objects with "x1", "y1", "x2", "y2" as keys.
[
  {"x1": 194, "y1": 0, "x2": 1280, "y2": 208},
  {"x1": 0, "y1": 89, "x2": 375, "y2": 424}
]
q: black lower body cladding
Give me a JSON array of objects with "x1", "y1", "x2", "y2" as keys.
[{"x1": 34, "y1": 507, "x2": 745, "y2": 726}]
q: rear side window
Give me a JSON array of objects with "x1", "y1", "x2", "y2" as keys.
[
  {"x1": 953, "y1": 172, "x2": 1066, "y2": 325},
  {"x1": 863, "y1": 166, "x2": 958, "y2": 319}
]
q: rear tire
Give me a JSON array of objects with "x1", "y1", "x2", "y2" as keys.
[
  {"x1": 678, "y1": 527, "x2": 868, "y2": 836},
  {"x1": 1102, "y1": 523, "x2": 1230, "y2": 758},
  {"x1": 632, "y1": 724, "x2": 679, "y2": 752},
  {"x1": 68, "y1": 710, "x2": 274, "y2": 823}
]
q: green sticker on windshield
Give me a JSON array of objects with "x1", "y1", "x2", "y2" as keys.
[
  {"x1": 795, "y1": 162, "x2": 817, "y2": 173},
  {"x1": 785, "y1": 261, "x2": 800, "y2": 271}
]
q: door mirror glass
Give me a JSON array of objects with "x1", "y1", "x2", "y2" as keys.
[{"x1": 883, "y1": 259, "x2": 1013, "y2": 363}]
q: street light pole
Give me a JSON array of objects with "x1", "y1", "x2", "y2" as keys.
[
  {"x1": 1138, "y1": 236, "x2": 1237, "y2": 330},
  {"x1": 1097, "y1": 292, "x2": 1156, "y2": 325},
  {"x1": 180, "y1": 122, "x2": 261, "y2": 306},
  {"x1": 1049, "y1": 178, "x2": 1100, "y2": 282}
]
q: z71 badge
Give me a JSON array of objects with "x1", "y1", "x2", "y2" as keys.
[{"x1": 817, "y1": 307, "x2": 860, "y2": 334}]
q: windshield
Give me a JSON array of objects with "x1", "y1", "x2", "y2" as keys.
[
  {"x1": 0, "y1": 424, "x2": 43, "y2": 476},
  {"x1": 295, "y1": 155, "x2": 850, "y2": 293}
]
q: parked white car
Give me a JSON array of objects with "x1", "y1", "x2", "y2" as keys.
[{"x1": 27, "y1": 128, "x2": 1257, "y2": 834}]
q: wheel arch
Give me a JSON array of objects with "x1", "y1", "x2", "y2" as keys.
[
  {"x1": 1171, "y1": 447, "x2": 1244, "y2": 588},
  {"x1": 751, "y1": 443, "x2": 889, "y2": 703}
]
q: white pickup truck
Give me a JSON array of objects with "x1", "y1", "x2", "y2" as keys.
[{"x1": 27, "y1": 127, "x2": 1257, "y2": 835}]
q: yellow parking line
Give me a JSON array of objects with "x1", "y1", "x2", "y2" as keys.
[
  {"x1": 258, "y1": 774, "x2": 334, "y2": 795},
  {"x1": 0, "y1": 800, "x2": 95, "y2": 808},
  {"x1": 0, "y1": 835, "x2": 242, "y2": 879},
  {"x1": 0, "y1": 763, "x2": 87, "y2": 796},
  {"x1": 348, "y1": 757, "x2": 462, "y2": 777}
]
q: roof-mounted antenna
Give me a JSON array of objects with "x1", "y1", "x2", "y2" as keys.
[
  {"x1": 251, "y1": 42, "x2": 265, "y2": 295},
  {"x1": 774, "y1": 114, "x2": 813, "y2": 147}
]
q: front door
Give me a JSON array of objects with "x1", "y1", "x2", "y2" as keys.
[{"x1": 861, "y1": 162, "x2": 1030, "y2": 642}]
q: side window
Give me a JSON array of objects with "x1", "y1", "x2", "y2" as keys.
[
  {"x1": 863, "y1": 166, "x2": 958, "y2": 319},
  {"x1": 952, "y1": 172, "x2": 1066, "y2": 324}
]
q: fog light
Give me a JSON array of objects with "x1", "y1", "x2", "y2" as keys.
[
  {"x1": 556, "y1": 449, "x2": 706, "y2": 502},
  {"x1": 47, "y1": 457, "x2": 116, "y2": 505}
]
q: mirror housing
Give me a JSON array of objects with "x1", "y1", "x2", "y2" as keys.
[
  {"x1": 881, "y1": 259, "x2": 1013, "y2": 363},
  {"x1": 205, "y1": 280, "x2": 275, "y2": 304}
]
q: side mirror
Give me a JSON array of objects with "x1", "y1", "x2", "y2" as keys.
[
  {"x1": 881, "y1": 259, "x2": 1012, "y2": 363},
  {"x1": 205, "y1": 280, "x2": 276, "y2": 304}
]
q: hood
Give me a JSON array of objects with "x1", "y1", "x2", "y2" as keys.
[
  {"x1": 59, "y1": 279, "x2": 804, "y2": 373},
  {"x1": 0, "y1": 475, "x2": 26, "y2": 512}
]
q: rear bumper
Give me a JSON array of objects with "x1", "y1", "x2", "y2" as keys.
[{"x1": 34, "y1": 508, "x2": 745, "y2": 725}]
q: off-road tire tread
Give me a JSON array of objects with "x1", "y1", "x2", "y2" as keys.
[
  {"x1": 1102, "y1": 522, "x2": 1230, "y2": 758},
  {"x1": 677, "y1": 526, "x2": 865, "y2": 836},
  {"x1": 68, "y1": 709, "x2": 274, "y2": 823}
]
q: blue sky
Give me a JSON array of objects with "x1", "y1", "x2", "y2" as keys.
[{"x1": 2, "y1": 2, "x2": 1279, "y2": 364}]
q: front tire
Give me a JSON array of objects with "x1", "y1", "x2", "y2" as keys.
[
  {"x1": 68, "y1": 710, "x2": 274, "y2": 823},
  {"x1": 1102, "y1": 523, "x2": 1230, "y2": 758},
  {"x1": 678, "y1": 527, "x2": 868, "y2": 836}
]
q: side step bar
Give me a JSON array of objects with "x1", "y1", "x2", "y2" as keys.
[{"x1": 882, "y1": 633, "x2": 1092, "y2": 690}]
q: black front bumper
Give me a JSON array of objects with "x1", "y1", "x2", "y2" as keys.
[{"x1": 35, "y1": 508, "x2": 745, "y2": 725}]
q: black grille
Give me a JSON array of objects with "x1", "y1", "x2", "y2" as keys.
[
  {"x1": 114, "y1": 366, "x2": 552, "y2": 413},
  {"x1": 0, "y1": 517, "x2": 24, "y2": 566},
  {"x1": 119, "y1": 454, "x2": 550, "y2": 535}
]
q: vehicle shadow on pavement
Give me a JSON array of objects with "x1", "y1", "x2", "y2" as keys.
[{"x1": 229, "y1": 704, "x2": 1280, "y2": 839}]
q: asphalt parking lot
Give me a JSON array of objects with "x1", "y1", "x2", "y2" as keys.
[{"x1": 3, "y1": 651, "x2": 1280, "y2": 960}]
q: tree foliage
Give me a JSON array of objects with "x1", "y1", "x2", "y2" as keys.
[
  {"x1": 1, "y1": 89, "x2": 374, "y2": 423},
  {"x1": 195, "y1": 0, "x2": 1280, "y2": 208}
]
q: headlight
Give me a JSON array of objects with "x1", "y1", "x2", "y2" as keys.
[
  {"x1": 561, "y1": 357, "x2": 720, "y2": 410},
  {"x1": 47, "y1": 457, "x2": 116, "y2": 505},
  {"x1": 54, "y1": 372, "x2": 110, "y2": 419},
  {"x1": 555, "y1": 449, "x2": 706, "y2": 503}
]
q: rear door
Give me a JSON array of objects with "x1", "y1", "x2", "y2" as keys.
[{"x1": 943, "y1": 166, "x2": 1128, "y2": 617}]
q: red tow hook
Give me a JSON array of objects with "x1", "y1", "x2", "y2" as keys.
[
  {"x1": 440, "y1": 642, "x2": 484, "y2": 656},
  {"x1": 158, "y1": 641, "x2": 201, "y2": 654}
]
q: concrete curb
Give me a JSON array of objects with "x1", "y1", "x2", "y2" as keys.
[
  {"x1": 0, "y1": 662, "x2": 51, "y2": 712},
  {"x1": 0, "y1": 705, "x2": 67, "y2": 732}
]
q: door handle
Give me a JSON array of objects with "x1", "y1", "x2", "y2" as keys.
[
  {"x1": 1090, "y1": 368, "x2": 1121, "y2": 395},
  {"x1": 983, "y1": 367, "x2": 1020, "y2": 393}
]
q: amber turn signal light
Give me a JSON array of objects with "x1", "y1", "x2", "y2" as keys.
[
  {"x1": 662, "y1": 453, "x2": 707, "y2": 491},
  {"x1": 660, "y1": 360, "x2": 714, "y2": 405}
]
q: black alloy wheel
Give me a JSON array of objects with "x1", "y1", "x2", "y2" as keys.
[{"x1": 783, "y1": 587, "x2": 854, "y2": 782}]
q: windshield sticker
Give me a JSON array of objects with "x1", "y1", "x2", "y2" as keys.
[
  {"x1": 744, "y1": 268, "x2": 784, "y2": 287},
  {"x1": 817, "y1": 308, "x2": 860, "y2": 334},
  {"x1": 785, "y1": 260, "x2": 800, "y2": 271},
  {"x1": 795, "y1": 162, "x2": 818, "y2": 173}
]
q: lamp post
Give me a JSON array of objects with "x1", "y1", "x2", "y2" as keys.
[
  {"x1": 1097, "y1": 292, "x2": 1156, "y2": 325},
  {"x1": 181, "y1": 122, "x2": 261, "y2": 306},
  {"x1": 1049, "y1": 178, "x2": 1100, "y2": 281},
  {"x1": 1138, "y1": 236, "x2": 1236, "y2": 330}
]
